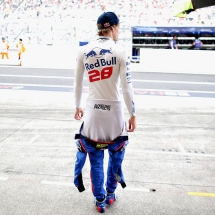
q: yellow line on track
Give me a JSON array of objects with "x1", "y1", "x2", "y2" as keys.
[{"x1": 188, "y1": 192, "x2": 215, "y2": 197}]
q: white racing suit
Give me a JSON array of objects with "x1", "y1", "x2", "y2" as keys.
[{"x1": 74, "y1": 36, "x2": 136, "y2": 201}]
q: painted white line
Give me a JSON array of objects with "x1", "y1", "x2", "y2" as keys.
[
  {"x1": 0, "y1": 83, "x2": 74, "y2": 88},
  {"x1": 28, "y1": 135, "x2": 40, "y2": 144},
  {"x1": 133, "y1": 88, "x2": 215, "y2": 94},
  {"x1": 0, "y1": 74, "x2": 76, "y2": 79},
  {"x1": 177, "y1": 142, "x2": 186, "y2": 154},
  {"x1": 0, "y1": 75, "x2": 215, "y2": 85},
  {"x1": 128, "y1": 149, "x2": 215, "y2": 158},
  {"x1": 0, "y1": 177, "x2": 8, "y2": 181},
  {"x1": 41, "y1": 180, "x2": 150, "y2": 192},
  {"x1": 0, "y1": 65, "x2": 73, "y2": 70},
  {"x1": 1, "y1": 83, "x2": 215, "y2": 95},
  {"x1": 41, "y1": 180, "x2": 76, "y2": 187},
  {"x1": 118, "y1": 187, "x2": 151, "y2": 192},
  {"x1": 131, "y1": 80, "x2": 215, "y2": 85}
]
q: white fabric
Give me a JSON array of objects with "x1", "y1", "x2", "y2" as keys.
[
  {"x1": 82, "y1": 99, "x2": 127, "y2": 142},
  {"x1": 16, "y1": 43, "x2": 22, "y2": 52},
  {"x1": 1, "y1": 42, "x2": 8, "y2": 52},
  {"x1": 74, "y1": 36, "x2": 136, "y2": 117}
]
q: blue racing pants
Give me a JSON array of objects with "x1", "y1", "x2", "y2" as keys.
[{"x1": 74, "y1": 132, "x2": 128, "y2": 200}]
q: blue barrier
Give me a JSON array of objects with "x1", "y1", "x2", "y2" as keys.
[
  {"x1": 132, "y1": 26, "x2": 215, "y2": 36},
  {"x1": 79, "y1": 41, "x2": 88, "y2": 46}
]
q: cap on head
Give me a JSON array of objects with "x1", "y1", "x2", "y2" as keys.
[{"x1": 97, "y1": 12, "x2": 119, "y2": 30}]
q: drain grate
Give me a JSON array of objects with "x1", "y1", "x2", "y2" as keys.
[
  {"x1": 162, "y1": 149, "x2": 179, "y2": 152},
  {"x1": 188, "y1": 150, "x2": 205, "y2": 154}
]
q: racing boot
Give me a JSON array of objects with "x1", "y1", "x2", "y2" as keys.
[
  {"x1": 106, "y1": 192, "x2": 117, "y2": 205},
  {"x1": 95, "y1": 198, "x2": 106, "y2": 213}
]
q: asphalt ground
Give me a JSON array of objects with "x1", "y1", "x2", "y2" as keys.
[
  {"x1": 1, "y1": 66, "x2": 215, "y2": 99},
  {"x1": 0, "y1": 46, "x2": 215, "y2": 214},
  {"x1": 0, "y1": 88, "x2": 215, "y2": 215}
]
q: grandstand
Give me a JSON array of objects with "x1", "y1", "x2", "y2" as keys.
[{"x1": 0, "y1": 0, "x2": 215, "y2": 46}]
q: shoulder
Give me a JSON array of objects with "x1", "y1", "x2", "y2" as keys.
[
  {"x1": 113, "y1": 42, "x2": 130, "y2": 64},
  {"x1": 77, "y1": 42, "x2": 91, "y2": 55},
  {"x1": 115, "y1": 42, "x2": 125, "y2": 50},
  {"x1": 113, "y1": 42, "x2": 127, "y2": 55},
  {"x1": 78, "y1": 40, "x2": 95, "y2": 51}
]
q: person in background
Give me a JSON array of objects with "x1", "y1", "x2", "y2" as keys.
[
  {"x1": 192, "y1": 36, "x2": 203, "y2": 49},
  {"x1": 1, "y1": 37, "x2": 10, "y2": 59},
  {"x1": 16, "y1": 38, "x2": 26, "y2": 66},
  {"x1": 73, "y1": 11, "x2": 136, "y2": 213},
  {"x1": 169, "y1": 35, "x2": 178, "y2": 49}
]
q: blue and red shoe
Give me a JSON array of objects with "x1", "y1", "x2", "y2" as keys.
[
  {"x1": 106, "y1": 192, "x2": 117, "y2": 205},
  {"x1": 95, "y1": 198, "x2": 106, "y2": 213}
]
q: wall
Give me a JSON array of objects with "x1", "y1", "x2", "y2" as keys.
[{"x1": 138, "y1": 48, "x2": 214, "y2": 74}]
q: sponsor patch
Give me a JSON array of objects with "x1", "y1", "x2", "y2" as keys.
[
  {"x1": 94, "y1": 104, "x2": 111, "y2": 111},
  {"x1": 96, "y1": 143, "x2": 108, "y2": 149}
]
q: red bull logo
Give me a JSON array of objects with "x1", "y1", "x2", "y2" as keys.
[
  {"x1": 84, "y1": 47, "x2": 112, "y2": 59},
  {"x1": 84, "y1": 50, "x2": 97, "y2": 59},
  {"x1": 84, "y1": 47, "x2": 116, "y2": 83},
  {"x1": 85, "y1": 57, "x2": 116, "y2": 71},
  {"x1": 99, "y1": 48, "x2": 112, "y2": 55}
]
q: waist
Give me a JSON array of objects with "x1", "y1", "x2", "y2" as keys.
[
  {"x1": 82, "y1": 99, "x2": 125, "y2": 142},
  {"x1": 86, "y1": 99, "x2": 122, "y2": 111}
]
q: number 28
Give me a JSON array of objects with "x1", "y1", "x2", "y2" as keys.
[{"x1": 88, "y1": 67, "x2": 113, "y2": 83}]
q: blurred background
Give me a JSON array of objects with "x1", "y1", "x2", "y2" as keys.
[
  {"x1": 0, "y1": 0, "x2": 215, "y2": 65},
  {"x1": 0, "y1": 0, "x2": 215, "y2": 45}
]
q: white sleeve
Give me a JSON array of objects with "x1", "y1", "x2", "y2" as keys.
[
  {"x1": 74, "y1": 48, "x2": 85, "y2": 108},
  {"x1": 119, "y1": 51, "x2": 136, "y2": 117}
]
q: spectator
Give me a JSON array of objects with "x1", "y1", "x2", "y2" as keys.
[
  {"x1": 169, "y1": 35, "x2": 178, "y2": 49},
  {"x1": 16, "y1": 38, "x2": 26, "y2": 66},
  {"x1": 1, "y1": 0, "x2": 215, "y2": 46},
  {"x1": 192, "y1": 36, "x2": 203, "y2": 49},
  {"x1": 0, "y1": 37, "x2": 9, "y2": 59}
]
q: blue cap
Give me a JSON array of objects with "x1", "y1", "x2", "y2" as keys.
[{"x1": 97, "y1": 12, "x2": 120, "y2": 30}]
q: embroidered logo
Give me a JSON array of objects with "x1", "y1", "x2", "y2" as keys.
[
  {"x1": 84, "y1": 47, "x2": 112, "y2": 60},
  {"x1": 104, "y1": 22, "x2": 110, "y2": 27},
  {"x1": 96, "y1": 143, "x2": 108, "y2": 150},
  {"x1": 84, "y1": 50, "x2": 97, "y2": 59},
  {"x1": 94, "y1": 104, "x2": 111, "y2": 111}
]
